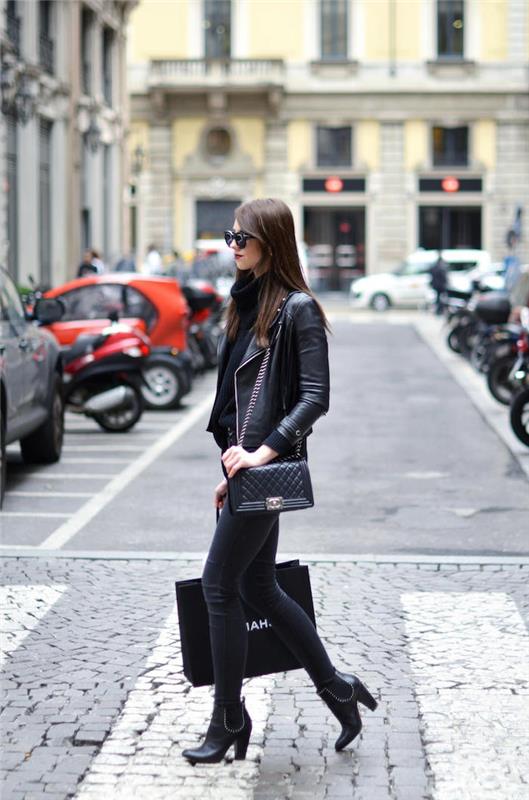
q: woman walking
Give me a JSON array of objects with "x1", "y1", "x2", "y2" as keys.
[{"x1": 182, "y1": 198, "x2": 377, "y2": 765}]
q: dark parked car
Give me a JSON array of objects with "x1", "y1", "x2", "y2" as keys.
[{"x1": 0, "y1": 267, "x2": 65, "y2": 507}]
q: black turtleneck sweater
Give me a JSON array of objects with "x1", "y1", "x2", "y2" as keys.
[{"x1": 209, "y1": 273, "x2": 290, "y2": 456}]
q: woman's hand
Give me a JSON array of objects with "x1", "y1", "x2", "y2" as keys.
[
  {"x1": 214, "y1": 478, "x2": 228, "y2": 509},
  {"x1": 221, "y1": 444, "x2": 278, "y2": 479}
]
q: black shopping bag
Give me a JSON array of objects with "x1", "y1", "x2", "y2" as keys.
[{"x1": 175, "y1": 560, "x2": 316, "y2": 687}]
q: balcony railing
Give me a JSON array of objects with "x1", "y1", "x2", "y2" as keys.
[
  {"x1": 39, "y1": 34, "x2": 54, "y2": 74},
  {"x1": 6, "y1": 11, "x2": 21, "y2": 56},
  {"x1": 149, "y1": 58, "x2": 285, "y2": 86}
]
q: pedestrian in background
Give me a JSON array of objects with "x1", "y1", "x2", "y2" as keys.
[
  {"x1": 182, "y1": 197, "x2": 377, "y2": 766},
  {"x1": 143, "y1": 243, "x2": 163, "y2": 274},
  {"x1": 509, "y1": 263, "x2": 529, "y2": 322},
  {"x1": 77, "y1": 248, "x2": 104, "y2": 277},
  {"x1": 430, "y1": 251, "x2": 448, "y2": 315}
]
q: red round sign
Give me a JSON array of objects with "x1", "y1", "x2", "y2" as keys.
[
  {"x1": 325, "y1": 176, "x2": 344, "y2": 193},
  {"x1": 441, "y1": 176, "x2": 460, "y2": 193}
]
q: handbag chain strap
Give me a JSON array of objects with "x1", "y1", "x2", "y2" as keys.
[
  {"x1": 238, "y1": 299, "x2": 302, "y2": 459},
  {"x1": 238, "y1": 347, "x2": 271, "y2": 447}
]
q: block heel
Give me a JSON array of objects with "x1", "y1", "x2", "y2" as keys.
[
  {"x1": 234, "y1": 730, "x2": 251, "y2": 760},
  {"x1": 355, "y1": 678, "x2": 378, "y2": 712}
]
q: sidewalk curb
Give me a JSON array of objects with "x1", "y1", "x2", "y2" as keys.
[{"x1": 1, "y1": 547, "x2": 528, "y2": 565}]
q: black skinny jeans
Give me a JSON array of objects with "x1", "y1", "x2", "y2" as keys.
[{"x1": 202, "y1": 499, "x2": 336, "y2": 706}]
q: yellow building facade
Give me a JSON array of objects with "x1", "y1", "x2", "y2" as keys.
[{"x1": 127, "y1": 0, "x2": 529, "y2": 286}]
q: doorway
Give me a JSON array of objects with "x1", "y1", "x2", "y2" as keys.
[
  {"x1": 419, "y1": 206, "x2": 482, "y2": 250},
  {"x1": 303, "y1": 206, "x2": 365, "y2": 290}
]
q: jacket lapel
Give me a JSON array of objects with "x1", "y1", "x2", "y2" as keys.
[{"x1": 235, "y1": 291, "x2": 300, "y2": 372}]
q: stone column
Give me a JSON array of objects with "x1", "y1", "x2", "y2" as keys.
[
  {"x1": 145, "y1": 123, "x2": 173, "y2": 258},
  {"x1": 492, "y1": 122, "x2": 529, "y2": 264},
  {"x1": 263, "y1": 120, "x2": 289, "y2": 199},
  {"x1": 372, "y1": 122, "x2": 408, "y2": 274},
  {"x1": 17, "y1": 118, "x2": 39, "y2": 285},
  {"x1": 507, "y1": 0, "x2": 528, "y2": 62}
]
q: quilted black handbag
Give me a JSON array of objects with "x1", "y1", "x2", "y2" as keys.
[{"x1": 228, "y1": 347, "x2": 314, "y2": 514}]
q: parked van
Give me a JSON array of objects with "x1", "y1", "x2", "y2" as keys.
[{"x1": 350, "y1": 249, "x2": 492, "y2": 311}]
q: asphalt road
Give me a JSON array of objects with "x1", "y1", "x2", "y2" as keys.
[{"x1": 2, "y1": 311, "x2": 528, "y2": 556}]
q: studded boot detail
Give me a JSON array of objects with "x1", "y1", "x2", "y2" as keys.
[
  {"x1": 182, "y1": 698, "x2": 252, "y2": 765},
  {"x1": 318, "y1": 670, "x2": 378, "y2": 751}
]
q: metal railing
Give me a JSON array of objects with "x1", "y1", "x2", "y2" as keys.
[{"x1": 150, "y1": 58, "x2": 285, "y2": 83}]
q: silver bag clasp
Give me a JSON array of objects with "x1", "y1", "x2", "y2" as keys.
[{"x1": 265, "y1": 497, "x2": 284, "y2": 511}]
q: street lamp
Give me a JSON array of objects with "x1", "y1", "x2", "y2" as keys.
[{"x1": 131, "y1": 144, "x2": 145, "y2": 175}]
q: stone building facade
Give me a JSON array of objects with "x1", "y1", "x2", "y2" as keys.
[
  {"x1": 1, "y1": 0, "x2": 136, "y2": 287},
  {"x1": 132, "y1": 0, "x2": 527, "y2": 285}
]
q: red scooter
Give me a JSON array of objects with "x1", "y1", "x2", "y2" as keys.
[{"x1": 62, "y1": 311, "x2": 150, "y2": 432}]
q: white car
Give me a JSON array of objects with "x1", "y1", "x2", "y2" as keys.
[{"x1": 350, "y1": 249, "x2": 492, "y2": 311}]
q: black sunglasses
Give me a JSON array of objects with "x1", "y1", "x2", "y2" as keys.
[{"x1": 224, "y1": 229, "x2": 257, "y2": 249}]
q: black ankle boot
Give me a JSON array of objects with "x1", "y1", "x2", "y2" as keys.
[
  {"x1": 182, "y1": 698, "x2": 252, "y2": 765},
  {"x1": 318, "y1": 670, "x2": 377, "y2": 751}
]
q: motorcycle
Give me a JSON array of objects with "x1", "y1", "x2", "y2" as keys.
[
  {"x1": 445, "y1": 290, "x2": 510, "y2": 359},
  {"x1": 62, "y1": 311, "x2": 149, "y2": 432},
  {"x1": 484, "y1": 325, "x2": 522, "y2": 405},
  {"x1": 181, "y1": 280, "x2": 225, "y2": 372},
  {"x1": 509, "y1": 308, "x2": 529, "y2": 447}
]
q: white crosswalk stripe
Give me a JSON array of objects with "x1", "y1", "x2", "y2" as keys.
[
  {"x1": 402, "y1": 592, "x2": 529, "y2": 800},
  {"x1": 0, "y1": 585, "x2": 68, "y2": 668}
]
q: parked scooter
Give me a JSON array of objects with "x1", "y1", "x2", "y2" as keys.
[
  {"x1": 484, "y1": 324, "x2": 522, "y2": 405},
  {"x1": 509, "y1": 308, "x2": 529, "y2": 447},
  {"x1": 445, "y1": 290, "x2": 510, "y2": 359},
  {"x1": 181, "y1": 279, "x2": 225, "y2": 372},
  {"x1": 62, "y1": 311, "x2": 149, "y2": 432}
]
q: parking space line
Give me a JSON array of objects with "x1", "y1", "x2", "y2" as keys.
[
  {"x1": 61, "y1": 458, "x2": 131, "y2": 465},
  {"x1": 1, "y1": 512, "x2": 71, "y2": 518},
  {"x1": 62, "y1": 445, "x2": 146, "y2": 452},
  {"x1": 8, "y1": 491, "x2": 93, "y2": 498},
  {"x1": 38, "y1": 391, "x2": 216, "y2": 550},
  {"x1": 20, "y1": 473, "x2": 118, "y2": 479}
]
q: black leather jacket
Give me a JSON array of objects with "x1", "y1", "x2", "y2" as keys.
[{"x1": 207, "y1": 291, "x2": 330, "y2": 453}]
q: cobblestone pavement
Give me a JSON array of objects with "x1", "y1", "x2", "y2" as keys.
[{"x1": 2, "y1": 555, "x2": 528, "y2": 800}]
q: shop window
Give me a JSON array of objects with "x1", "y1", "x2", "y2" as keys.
[
  {"x1": 432, "y1": 126, "x2": 468, "y2": 167},
  {"x1": 437, "y1": 0, "x2": 464, "y2": 58},
  {"x1": 204, "y1": 0, "x2": 231, "y2": 59},
  {"x1": 316, "y1": 126, "x2": 352, "y2": 168},
  {"x1": 321, "y1": 0, "x2": 348, "y2": 60},
  {"x1": 419, "y1": 206, "x2": 481, "y2": 249}
]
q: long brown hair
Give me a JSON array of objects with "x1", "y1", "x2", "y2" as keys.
[{"x1": 225, "y1": 198, "x2": 330, "y2": 345}]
